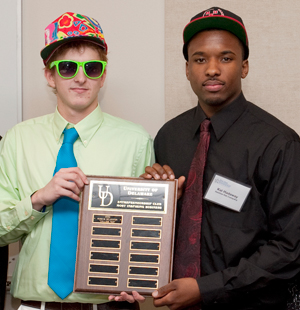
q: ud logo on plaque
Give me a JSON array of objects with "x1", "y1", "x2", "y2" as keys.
[
  {"x1": 97, "y1": 185, "x2": 113, "y2": 207},
  {"x1": 89, "y1": 181, "x2": 166, "y2": 213}
]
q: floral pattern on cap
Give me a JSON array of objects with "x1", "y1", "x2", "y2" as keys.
[{"x1": 41, "y1": 12, "x2": 107, "y2": 64}]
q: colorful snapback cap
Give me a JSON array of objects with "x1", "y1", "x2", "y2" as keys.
[
  {"x1": 41, "y1": 12, "x2": 108, "y2": 65},
  {"x1": 183, "y1": 7, "x2": 249, "y2": 60}
]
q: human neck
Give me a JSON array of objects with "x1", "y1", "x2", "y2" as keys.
[{"x1": 57, "y1": 104, "x2": 98, "y2": 124}]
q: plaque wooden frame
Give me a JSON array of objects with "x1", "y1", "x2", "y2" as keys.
[{"x1": 74, "y1": 176, "x2": 177, "y2": 296}]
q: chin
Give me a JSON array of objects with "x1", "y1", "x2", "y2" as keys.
[{"x1": 204, "y1": 97, "x2": 225, "y2": 106}]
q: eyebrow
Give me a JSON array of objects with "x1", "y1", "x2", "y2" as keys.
[
  {"x1": 191, "y1": 50, "x2": 236, "y2": 57},
  {"x1": 221, "y1": 50, "x2": 236, "y2": 55}
]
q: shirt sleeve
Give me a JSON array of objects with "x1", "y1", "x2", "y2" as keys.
[
  {"x1": 132, "y1": 135, "x2": 155, "y2": 177},
  {"x1": 198, "y1": 139, "x2": 300, "y2": 305},
  {"x1": 0, "y1": 131, "x2": 47, "y2": 246}
]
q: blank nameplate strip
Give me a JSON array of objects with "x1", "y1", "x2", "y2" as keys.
[
  {"x1": 92, "y1": 227, "x2": 121, "y2": 236},
  {"x1": 90, "y1": 252, "x2": 120, "y2": 261},
  {"x1": 128, "y1": 279, "x2": 158, "y2": 289},
  {"x1": 131, "y1": 229, "x2": 161, "y2": 238},
  {"x1": 129, "y1": 254, "x2": 159, "y2": 263},
  {"x1": 89, "y1": 277, "x2": 118, "y2": 287},
  {"x1": 89, "y1": 264, "x2": 119, "y2": 274},
  {"x1": 130, "y1": 241, "x2": 160, "y2": 251},
  {"x1": 129, "y1": 266, "x2": 159, "y2": 276},
  {"x1": 91, "y1": 239, "x2": 121, "y2": 249},
  {"x1": 93, "y1": 215, "x2": 122, "y2": 224},
  {"x1": 132, "y1": 217, "x2": 162, "y2": 226}
]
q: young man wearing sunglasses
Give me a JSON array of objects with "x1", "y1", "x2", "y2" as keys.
[{"x1": 0, "y1": 12, "x2": 152, "y2": 310}]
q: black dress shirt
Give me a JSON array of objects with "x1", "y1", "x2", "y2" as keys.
[{"x1": 154, "y1": 92, "x2": 300, "y2": 310}]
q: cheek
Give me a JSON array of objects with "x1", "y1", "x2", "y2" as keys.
[
  {"x1": 226, "y1": 67, "x2": 242, "y2": 83},
  {"x1": 189, "y1": 74, "x2": 204, "y2": 92}
]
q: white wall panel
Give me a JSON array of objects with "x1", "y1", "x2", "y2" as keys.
[{"x1": 0, "y1": 0, "x2": 22, "y2": 136}]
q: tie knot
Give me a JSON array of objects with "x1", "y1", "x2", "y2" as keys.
[
  {"x1": 201, "y1": 119, "x2": 211, "y2": 132},
  {"x1": 62, "y1": 128, "x2": 78, "y2": 144}
]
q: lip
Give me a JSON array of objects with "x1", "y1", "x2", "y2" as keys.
[
  {"x1": 71, "y1": 87, "x2": 88, "y2": 94},
  {"x1": 203, "y1": 79, "x2": 225, "y2": 92}
]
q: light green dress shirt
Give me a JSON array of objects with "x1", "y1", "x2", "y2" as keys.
[{"x1": 0, "y1": 105, "x2": 154, "y2": 303}]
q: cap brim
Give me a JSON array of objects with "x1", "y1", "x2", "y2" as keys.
[{"x1": 41, "y1": 36, "x2": 107, "y2": 65}]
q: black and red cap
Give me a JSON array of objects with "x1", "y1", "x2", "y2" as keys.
[{"x1": 183, "y1": 7, "x2": 249, "y2": 60}]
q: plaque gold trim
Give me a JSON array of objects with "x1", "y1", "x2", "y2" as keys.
[
  {"x1": 89, "y1": 263, "x2": 120, "y2": 275},
  {"x1": 128, "y1": 265, "x2": 159, "y2": 277},
  {"x1": 88, "y1": 276, "x2": 119, "y2": 287},
  {"x1": 93, "y1": 214, "x2": 123, "y2": 224},
  {"x1": 91, "y1": 226, "x2": 122, "y2": 237},
  {"x1": 131, "y1": 228, "x2": 161, "y2": 239},
  {"x1": 127, "y1": 278, "x2": 158, "y2": 290},
  {"x1": 91, "y1": 239, "x2": 121, "y2": 250},
  {"x1": 131, "y1": 216, "x2": 163, "y2": 226},
  {"x1": 130, "y1": 240, "x2": 161, "y2": 251},
  {"x1": 90, "y1": 251, "x2": 121, "y2": 262}
]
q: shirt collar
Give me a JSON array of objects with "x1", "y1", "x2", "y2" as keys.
[
  {"x1": 210, "y1": 92, "x2": 247, "y2": 141},
  {"x1": 192, "y1": 92, "x2": 248, "y2": 141},
  {"x1": 53, "y1": 105, "x2": 104, "y2": 147}
]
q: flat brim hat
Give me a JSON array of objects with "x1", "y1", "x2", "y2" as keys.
[
  {"x1": 41, "y1": 12, "x2": 108, "y2": 65},
  {"x1": 183, "y1": 7, "x2": 249, "y2": 60}
]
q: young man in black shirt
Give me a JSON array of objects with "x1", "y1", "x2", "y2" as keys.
[{"x1": 142, "y1": 7, "x2": 300, "y2": 310}]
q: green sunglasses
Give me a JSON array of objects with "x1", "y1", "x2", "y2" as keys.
[{"x1": 49, "y1": 60, "x2": 107, "y2": 79}]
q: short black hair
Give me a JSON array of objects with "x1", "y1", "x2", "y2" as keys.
[{"x1": 185, "y1": 29, "x2": 247, "y2": 61}]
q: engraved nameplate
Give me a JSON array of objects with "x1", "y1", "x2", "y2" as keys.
[
  {"x1": 92, "y1": 227, "x2": 121, "y2": 236},
  {"x1": 90, "y1": 252, "x2": 120, "y2": 262},
  {"x1": 89, "y1": 277, "x2": 118, "y2": 287},
  {"x1": 94, "y1": 215, "x2": 122, "y2": 224},
  {"x1": 128, "y1": 279, "x2": 158, "y2": 289},
  {"x1": 129, "y1": 254, "x2": 159, "y2": 264},
  {"x1": 131, "y1": 229, "x2": 161, "y2": 238},
  {"x1": 129, "y1": 266, "x2": 159, "y2": 276},
  {"x1": 90, "y1": 264, "x2": 119, "y2": 274},
  {"x1": 130, "y1": 241, "x2": 160, "y2": 251},
  {"x1": 132, "y1": 217, "x2": 162, "y2": 226},
  {"x1": 91, "y1": 239, "x2": 121, "y2": 249}
]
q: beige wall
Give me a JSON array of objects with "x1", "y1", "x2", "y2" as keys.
[
  {"x1": 165, "y1": 0, "x2": 300, "y2": 135},
  {"x1": 22, "y1": 0, "x2": 165, "y2": 138}
]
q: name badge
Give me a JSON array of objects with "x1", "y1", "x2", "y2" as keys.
[{"x1": 204, "y1": 174, "x2": 251, "y2": 212}]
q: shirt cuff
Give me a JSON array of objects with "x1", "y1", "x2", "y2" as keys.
[
  {"x1": 197, "y1": 272, "x2": 228, "y2": 305},
  {"x1": 13, "y1": 197, "x2": 47, "y2": 230}
]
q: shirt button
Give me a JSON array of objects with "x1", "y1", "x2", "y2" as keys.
[
  {"x1": 7, "y1": 226, "x2": 10, "y2": 230},
  {"x1": 30, "y1": 216, "x2": 35, "y2": 220},
  {"x1": 25, "y1": 211, "x2": 28, "y2": 216}
]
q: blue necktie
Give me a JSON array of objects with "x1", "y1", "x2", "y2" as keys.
[{"x1": 48, "y1": 127, "x2": 79, "y2": 299}]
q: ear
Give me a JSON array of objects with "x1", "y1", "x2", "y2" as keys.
[
  {"x1": 186, "y1": 61, "x2": 190, "y2": 81},
  {"x1": 99, "y1": 68, "x2": 107, "y2": 88},
  {"x1": 44, "y1": 68, "x2": 56, "y2": 88},
  {"x1": 241, "y1": 59, "x2": 249, "y2": 79}
]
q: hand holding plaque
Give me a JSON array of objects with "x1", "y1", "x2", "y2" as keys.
[{"x1": 74, "y1": 176, "x2": 177, "y2": 295}]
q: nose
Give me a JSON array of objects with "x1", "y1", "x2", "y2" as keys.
[
  {"x1": 74, "y1": 66, "x2": 87, "y2": 83},
  {"x1": 205, "y1": 58, "x2": 220, "y2": 77}
]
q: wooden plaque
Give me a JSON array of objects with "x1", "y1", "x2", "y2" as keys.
[{"x1": 74, "y1": 176, "x2": 177, "y2": 296}]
